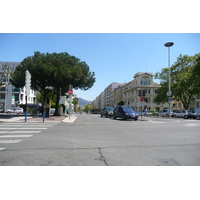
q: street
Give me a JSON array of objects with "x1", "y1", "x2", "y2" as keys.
[{"x1": 0, "y1": 114, "x2": 200, "y2": 166}]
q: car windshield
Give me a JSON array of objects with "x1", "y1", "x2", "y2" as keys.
[
  {"x1": 106, "y1": 107, "x2": 114, "y2": 111},
  {"x1": 189, "y1": 110, "x2": 195, "y2": 113},
  {"x1": 122, "y1": 107, "x2": 134, "y2": 112}
]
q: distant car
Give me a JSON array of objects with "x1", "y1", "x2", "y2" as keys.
[
  {"x1": 101, "y1": 107, "x2": 114, "y2": 118},
  {"x1": 0, "y1": 108, "x2": 4, "y2": 113},
  {"x1": 138, "y1": 109, "x2": 148, "y2": 116},
  {"x1": 172, "y1": 110, "x2": 196, "y2": 119},
  {"x1": 156, "y1": 109, "x2": 173, "y2": 117},
  {"x1": 50, "y1": 108, "x2": 55, "y2": 115},
  {"x1": 113, "y1": 106, "x2": 138, "y2": 120},
  {"x1": 196, "y1": 113, "x2": 200, "y2": 120},
  {"x1": 147, "y1": 110, "x2": 156, "y2": 116},
  {"x1": 6, "y1": 107, "x2": 24, "y2": 114}
]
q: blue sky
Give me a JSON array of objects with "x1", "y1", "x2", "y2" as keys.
[{"x1": 0, "y1": 33, "x2": 200, "y2": 101}]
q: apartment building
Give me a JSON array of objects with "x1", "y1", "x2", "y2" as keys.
[
  {"x1": 104, "y1": 82, "x2": 123, "y2": 107},
  {"x1": 92, "y1": 72, "x2": 200, "y2": 112},
  {"x1": 121, "y1": 72, "x2": 169, "y2": 111},
  {"x1": 0, "y1": 61, "x2": 36, "y2": 112}
]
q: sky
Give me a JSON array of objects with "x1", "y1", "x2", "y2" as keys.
[
  {"x1": 0, "y1": 33, "x2": 199, "y2": 101},
  {"x1": 0, "y1": 1, "x2": 200, "y2": 101}
]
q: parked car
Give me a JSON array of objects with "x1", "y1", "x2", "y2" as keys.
[
  {"x1": 6, "y1": 107, "x2": 24, "y2": 114},
  {"x1": 172, "y1": 110, "x2": 196, "y2": 119},
  {"x1": 113, "y1": 106, "x2": 138, "y2": 120},
  {"x1": 147, "y1": 110, "x2": 156, "y2": 116},
  {"x1": 196, "y1": 113, "x2": 200, "y2": 120},
  {"x1": 101, "y1": 107, "x2": 114, "y2": 118},
  {"x1": 156, "y1": 109, "x2": 173, "y2": 117},
  {"x1": 0, "y1": 108, "x2": 4, "y2": 113}
]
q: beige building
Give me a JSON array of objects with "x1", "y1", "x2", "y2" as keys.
[
  {"x1": 119, "y1": 72, "x2": 169, "y2": 111},
  {"x1": 104, "y1": 82, "x2": 123, "y2": 107},
  {"x1": 92, "y1": 72, "x2": 200, "y2": 112}
]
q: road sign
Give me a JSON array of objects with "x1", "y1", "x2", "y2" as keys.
[
  {"x1": 167, "y1": 91, "x2": 172, "y2": 96},
  {"x1": 12, "y1": 96, "x2": 15, "y2": 104},
  {"x1": 68, "y1": 90, "x2": 73, "y2": 94},
  {"x1": 140, "y1": 97, "x2": 144, "y2": 101}
]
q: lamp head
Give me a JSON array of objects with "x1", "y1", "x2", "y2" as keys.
[{"x1": 164, "y1": 42, "x2": 174, "y2": 47}]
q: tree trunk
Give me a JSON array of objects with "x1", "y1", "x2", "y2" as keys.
[{"x1": 54, "y1": 87, "x2": 61, "y2": 116}]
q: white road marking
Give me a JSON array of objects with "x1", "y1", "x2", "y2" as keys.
[
  {"x1": 0, "y1": 128, "x2": 15, "y2": 130},
  {"x1": 184, "y1": 123, "x2": 199, "y2": 127},
  {"x1": 0, "y1": 148, "x2": 6, "y2": 151},
  {"x1": 148, "y1": 121, "x2": 166, "y2": 124},
  {"x1": 0, "y1": 140, "x2": 22, "y2": 143},
  {"x1": 11, "y1": 131, "x2": 41, "y2": 133},
  {"x1": 0, "y1": 127, "x2": 47, "y2": 129},
  {"x1": 0, "y1": 135, "x2": 33, "y2": 138}
]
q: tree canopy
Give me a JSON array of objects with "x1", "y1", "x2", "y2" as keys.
[
  {"x1": 11, "y1": 51, "x2": 96, "y2": 115},
  {"x1": 154, "y1": 53, "x2": 200, "y2": 109}
]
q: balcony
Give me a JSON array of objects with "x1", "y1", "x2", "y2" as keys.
[{"x1": 13, "y1": 88, "x2": 24, "y2": 93}]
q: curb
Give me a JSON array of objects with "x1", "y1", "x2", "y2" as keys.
[{"x1": 62, "y1": 115, "x2": 77, "y2": 123}]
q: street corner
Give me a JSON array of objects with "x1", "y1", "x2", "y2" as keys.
[
  {"x1": 137, "y1": 118, "x2": 149, "y2": 121},
  {"x1": 62, "y1": 115, "x2": 77, "y2": 123}
]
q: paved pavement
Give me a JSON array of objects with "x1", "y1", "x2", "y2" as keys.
[{"x1": 0, "y1": 115, "x2": 77, "y2": 123}]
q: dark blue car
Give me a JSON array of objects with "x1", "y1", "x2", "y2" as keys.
[{"x1": 113, "y1": 106, "x2": 138, "y2": 120}]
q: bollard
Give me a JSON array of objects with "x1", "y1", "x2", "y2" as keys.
[{"x1": 42, "y1": 111, "x2": 45, "y2": 122}]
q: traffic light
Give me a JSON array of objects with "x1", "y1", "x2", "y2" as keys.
[{"x1": 144, "y1": 98, "x2": 148, "y2": 103}]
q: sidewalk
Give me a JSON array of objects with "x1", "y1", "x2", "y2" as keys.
[{"x1": 0, "y1": 115, "x2": 77, "y2": 123}]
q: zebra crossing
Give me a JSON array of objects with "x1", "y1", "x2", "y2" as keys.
[{"x1": 0, "y1": 122, "x2": 57, "y2": 151}]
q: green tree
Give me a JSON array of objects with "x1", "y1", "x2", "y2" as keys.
[
  {"x1": 154, "y1": 53, "x2": 200, "y2": 109},
  {"x1": 11, "y1": 52, "x2": 96, "y2": 115},
  {"x1": 83, "y1": 104, "x2": 93, "y2": 113},
  {"x1": 72, "y1": 97, "x2": 79, "y2": 111},
  {"x1": 118, "y1": 101, "x2": 125, "y2": 106}
]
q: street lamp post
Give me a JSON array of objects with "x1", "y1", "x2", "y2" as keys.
[{"x1": 164, "y1": 42, "x2": 174, "y2": 117}]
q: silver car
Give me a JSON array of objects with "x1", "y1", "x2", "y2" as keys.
[
  {"x1": 6, "y1": 107, "x2": 24, "y2": 114},
  {"x1": 156, "y1": 109, "x2": 173, "y2": 117},
  {"x1": 197, "y1": 113, "x2": 200, "y2": 120},
  {"x1": 172, "y1": 110, "x2": 196, "y2": 119}
]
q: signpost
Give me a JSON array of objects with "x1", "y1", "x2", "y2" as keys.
[
  {"x1": 25, "y1": 70, "x2": 31, "y2": 122},
  {"x1": 68, "y1": 90, "x2": 73, "y2": 95},
  {"x1": 68, "y1": 86, "x2": 73, "y2": 119},
  {"x1": 12, "y1": 96, "x2": 15, "y2": 105},
  {"x1": 140, "y1": 97, "x2": 145, "y2": 119}
]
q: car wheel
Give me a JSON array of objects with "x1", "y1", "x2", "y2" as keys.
[
  {"x1": 184, "y1": 115, "x2": 188, "y2": 119},
  {"x1": 122, "y1": 115, "x2": 126, "y2": 120},
  {"x1": 166, "y1": 114, "x2": 169, "y2": 117},
  {"x1": 197, "y1": 116, "x2": 200, "y2": 120},
  {"x1": 101, "y1": 114, "x2": 103, "y2": 117},
  {"x1": 113, "y1": 115, "x2": 116, "y2": 119}
]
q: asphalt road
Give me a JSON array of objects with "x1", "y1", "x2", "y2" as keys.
[{"x1": 0, "y1": 114, "x2": 200, "y2": 166}]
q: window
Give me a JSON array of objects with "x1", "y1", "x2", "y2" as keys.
[
  {"x1": 0, "y1": 94, "x2": 5, "y2": 99},
  {"x1": 141, "y1": 77, "x2": 151, "y2": 86}
]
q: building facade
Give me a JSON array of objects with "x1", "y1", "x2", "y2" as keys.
[
  {"x1": 121, "y1": 72, "x2": 169, "y2": 111},
  {"x1": 92, "y1": 72, "x2": 200, "y2": 112},
  {"x1": 104, "y1": 82, "x2": 123, "y2": 107},
  {"x1": 0, "y1": 61, "x2": 36, "y2": 112}
]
